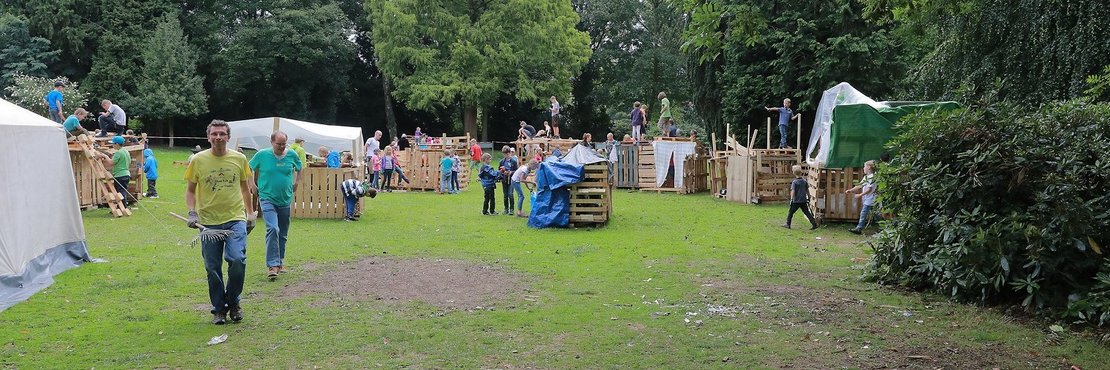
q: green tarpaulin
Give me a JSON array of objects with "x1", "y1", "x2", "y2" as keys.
[{"x1": 825, "y1": 102, "x2": 960, "y2": 168}]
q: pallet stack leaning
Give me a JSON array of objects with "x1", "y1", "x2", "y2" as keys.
[
  {"x1": 69, "y1": 134, "x2": 146, "y2": 213},
  {"x1": 290, "y1": 167, "x2": 362, "y2": 218},
  {"x1": 568, "y1": 162, "x2": 611, "y2": 227}
]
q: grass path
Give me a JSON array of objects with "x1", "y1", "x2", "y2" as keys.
[{"x1": 1, "y1": 148, "x2": 1106, "y2": 368}]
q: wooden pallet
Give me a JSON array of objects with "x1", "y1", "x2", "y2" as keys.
[
  {"x1": 568, "y1": 162, "x2": 611, "y2": 227},
  {"x1": 614, "y1": 143, "x2": 641, "y2": 188},
  {"x1": 808, "y1": 166, "x2": 866, "y2": 223},
  {"x1": 73, "y1": 135, "x2": 131, "y2": 217},
  {"x1": 290, "y1": 167, "x2": 362, "y2": 219}
]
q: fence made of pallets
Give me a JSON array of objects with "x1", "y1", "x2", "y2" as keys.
[
  {"x1": 569, "y1": 162, "x2": 611, "y2": 227},
  {"x1": 709, "y1": 156, "x2": 729, "y2": 197},
  {"x1": 290, "y1": 167, "x2": 363, "y2": 218},
  {"x1": 682, "y1": 155, "x2": 709, "y2": 194},
  {"x1": 721, "y1": 148, "x2": 801, "y2": 204},
  {"x1": 393, "y1": 145, "x2": 470, "y2": 191},
  {"x1": 808, "y1": 166, "x2": 866, "y2": 223},
  {"x1": 514, "y1": 138, "x2": 580, "y2": 158},
  {"x1": 614, "y1": 143, "x2": 641, "y2": 188},
  {"x1": 69, "y1": 136, "x2": 147, "y2": 210}
]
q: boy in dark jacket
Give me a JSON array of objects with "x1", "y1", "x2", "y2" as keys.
[
  {"x1": 498, "y1": 146, "x2": 519, "y2": 215},
  {"x1": 478, "y1": 153, "x2": 500, "y2": 215},
  {"x1": 783, "y1": 165, "x2": 818, "y2": 230}
]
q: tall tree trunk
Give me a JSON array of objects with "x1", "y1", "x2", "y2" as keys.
[
  {"x1": 382, "y1": 75, "x2": 398, "y2": 140},
  {"x1": 167, "y1": 120, "x2": 175, "y2": 148},
  {"x1": 479, "y1": 107, "x2": 489, "y2": 142},
  {"x1": 464, "y1": 104, "x2": 478, "y2": 139}
]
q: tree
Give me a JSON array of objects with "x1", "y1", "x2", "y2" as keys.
[
  {"x1": 129, "y1": 15, "x2": 206, "y2": 144},
  {"x1": 214, "y1": 3, "x2": 358, "y2": 122},
  {"x1": 81, "y1": 0, "x2": 178, "y2": 103},
  {"x1": 0, "y1": 13, "x2": 59, "y2": 93},
  {"x1": 368, "y1": 0, "x2": 592, "y2": 139}
]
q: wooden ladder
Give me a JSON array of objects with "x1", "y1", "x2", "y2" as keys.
[{"x1": 74, "y1": 135, "x2": 131, "y2": 217}]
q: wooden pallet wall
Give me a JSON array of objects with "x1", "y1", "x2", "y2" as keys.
[
  {"x1": 290, "y1": 167, "x2": 363, "y2": 218},
  {"x1": 568, "y1": 162, "x2": 611, "y2": 227},
  {"x1": 69, "y1": 140, "x2": 147, "y2": 209},
  {"x1": 808, "y1": 166, "x2": 866, "y2": 222}
]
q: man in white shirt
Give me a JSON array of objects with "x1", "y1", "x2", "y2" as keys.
[{"x1": 97, "y1": 99, "x2": 127, "y2": 137}]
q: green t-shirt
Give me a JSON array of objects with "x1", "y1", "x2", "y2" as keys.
[
  {"x1": 290, "y1": 143, "x2": 308, "y2": 167},
  {"x1": 110, "y1": 149, "x2": 130, "y2": 178},
  {"x1": 660, "y1": 98, "x2": 672, "y2": 118},
  {"x1": 249, "y1": 148, "x2": 303, "y2": 206},
  {"x1": 63, "y1": 115, "x2": 82, "y2": 133},
  {"x1": 185, "y1": 149, "x2": 252, "y2": 225}
]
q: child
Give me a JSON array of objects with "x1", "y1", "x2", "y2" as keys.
[
  {"x1": 498, "y1": 146, "x2": 519, "y2": 215},
  {"x1": 511, "y1": 159, "x2": 538, "y2": 217},
  {"x1": 531, "y1": 144, "x2": 544, "y2": 163},
  {"x1": 450, "y1": 152, "x2": 462, "y2": 192},
  {"x1": 340, "y1": 178, "x2": 377, "y2": 221},
  {"x1": 469, "y1": 139, "x2": 482, "y2": 170},
  {"x1": 783, "y1": 165, "x2": 818, "y2": 230},
  {"x1": 765, "y1": 98, "x2": 801, "y2": 149},
  {"x1": 845, "y1": 160, "x2": 878, "y2": 234},
  {"x1": 369, "y1": 149, "x2": 383, "y2": 188},
  {"x1": 439, "y1": 149, "x2": 454, "y2": 194},
  {"x1": 340, "y1": 152, "x2": 355, "y2": 168},
  {"x1": 478, "y1": 153, "x2": 500, "y2": 215},
  {"x1": 390, "y1": 147, "x2": 411, "y2": 186},
  {"x1": 142, "y1": 148, "x2": 158, "y2": 198},
  {"x1": 381, "y1": 146, "x2": 396, "y2": 191}
]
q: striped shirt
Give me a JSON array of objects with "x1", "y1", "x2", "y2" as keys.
[{"x1": 341, "y1": 179, "x2": 366, "y2": 197}]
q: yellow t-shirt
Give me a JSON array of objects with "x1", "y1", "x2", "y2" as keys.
[{"x1": 184, "y1": 149, "x2": 252, "y2": 225}]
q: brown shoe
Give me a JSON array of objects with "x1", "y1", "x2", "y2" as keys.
[
  {"x1": 277, "y1": 265, "x2": 288, "y2": 274},
  {"x1": 267, "y1": 267, "x2": 278, "y2": 278},
  {"x1": 228, "y1": 305, "x2": 242, "y2": 322},
  {"x1": 212, "y1": 311, "x2": 227, "y2": 325}
]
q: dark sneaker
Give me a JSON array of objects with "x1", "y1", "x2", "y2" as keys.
[
  {"x1": 810, "y1": 223, "x2": 819, "y2": 230},
  {"x1": 228, "y1": 305, "x2": 242, "y2": 322},
  {"x1": 482, "y1": 211, "x2": 490, "y2": 215},
  {"x1": 212, "y1": 311, "x2": 227, "y2": 325},
  {"x1": 781, "y1": 223, "x2": 791, "y2": 229},
  {"x1": 848, "y1": 228, "x2": 862, "y2": 235}
]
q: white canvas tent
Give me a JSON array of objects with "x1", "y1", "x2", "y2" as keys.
[
  {"x1": 0, "y1": 98, "x2": 90, "y2": 311},
  {"x1": 227, "y1": 117, "x2": 365, "y2": 163}
]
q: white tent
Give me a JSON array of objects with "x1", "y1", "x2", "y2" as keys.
[
  {"x1": 227, "y1": 117, "x2": 365, "y2": 163},
  {"x1": 804, "y1": 82, "x2": 883, "y2": 167},
  {"x1": 0, "y1": 98, "x2": 90, "y2": 311}
]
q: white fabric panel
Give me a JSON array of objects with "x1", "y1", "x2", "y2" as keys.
[
  {"x1": 0, "y1": 99, "x2": 86, "y2": 277},
  {"x1": 805, "y1": 82, "x2": 884, "y2": 168},
  {"x1": 227, "y1": 117, "x2": 365, "y2": 161},
  {"x1": 652, "y1": 141, "x2": 697, "y2": 188}
]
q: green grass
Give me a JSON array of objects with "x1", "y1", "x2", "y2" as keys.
[{"x1": 1, "y1": 148, "x2": 1107, "y2": 368}]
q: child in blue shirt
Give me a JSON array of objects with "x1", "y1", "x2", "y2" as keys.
[
  {"x1": 142, "y1": 148, "x2": 158, "y2": 198},
  {"x1": 440, "y1": 150, "x2": 455, "y2": 194},
  {"x1": 478, "y1": 153, "x2": 500, "y2": 215},
  {"x1": 498, "y1": 146, "x2": 519, "y2": 215}
]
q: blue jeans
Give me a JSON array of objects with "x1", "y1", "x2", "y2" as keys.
[
  {"x1": 779, "y1": 123, "x2": 789, "y2": 148},
  {"x1": 394, "y1": 167, "x2": 409, "y2": 184},
  {"x1": 344, "y1": 194, "x2": 359, "y2": 217},
  {"x1": 501, "y1": 181, "x2": 513, "y2": 211},
  {"x1": 200, "y1": 220, "x2": 247, "y2": 313},
  {"x1": 512, "y1": 181, "x2": 525, "y2": 211},
  {"x1": 48, "y1": 108, "x2": 62, "y2": 123},
  {"x1": 259, "y1": 199, "x2": 290, "y2": 268},
  {"x1": 440, "y1": 172, "x2": 453, "y2": 193},
  {"x1": 370, "y1": 170, "x2": 381, "y2": 189},
  {"x1": 856, "y1": 204, "x2": 874, "y2": 230},
  {"x1": 451, "y1": 171, "x2": 460, "y2": 191}
]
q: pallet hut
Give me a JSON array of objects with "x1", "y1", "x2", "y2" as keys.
[
  {"x1": 804, "y1": 82, "x2": 959, "y2": 222},
  {"x1": 1, "y1": 98, "x2": 91, "y2": 310},
  {"x1": 528, "y1": 145, "x2": 612, "y2": 228},
  {"x1": 228, "y1": 117, "x2": 365, "y2": 218},
  {"x1": 395, "y1": 134, "x2": 471, "y2": 191},
  {"x1": 638, "y1": 137, "x2": 708, "y2": 194}
]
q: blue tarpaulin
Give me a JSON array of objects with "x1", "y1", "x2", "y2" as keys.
[{"x1": 527, "y1": 161, "x2": 585, "y2": 228}]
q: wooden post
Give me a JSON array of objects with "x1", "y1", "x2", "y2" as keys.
[
  {"x1": 710, "y1": 132, "x2": 718, "y2": 158},
  {"x1": 272, "y1": 117, "x2": 281, "y2": 133},
  {"x1": 766, "y1": 118, "x2": 771, "y2": 149}
]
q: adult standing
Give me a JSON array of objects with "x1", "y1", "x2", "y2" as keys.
[
  {"x1": 549, "y1": 96, "x2": 562, "y2": 138},
  {"x1": 364, "y1": 130, "x2": 382, "y2": 179},
  {"x1": 97, "y1": 100, "x2": 127, "y2": 136},
  {"x1": 657, "y1": 92, "x2": 671, "y2": 135},
  {"x1": 765, "y1": 98, "x2": 800, "y2": 149},
  {"x1": 44, "y1": 81, "x2": 64, "y2": 123},
  {"x1": 289, "y1": 137, "x2": 308, "y2": 167},
  {"x1": 629, "y1": 102, "x2": 643, "y2": 141},
  {"x1": 249, "y1": 131, "x2": 302, "y2": 279},
  {"x1": 184, "y1": 120, "x2": 256, "y2": 325}
]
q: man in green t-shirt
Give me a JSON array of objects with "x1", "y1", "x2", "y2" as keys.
[
  {"x1": 249, "y1": 131, "x2": 303, "y2": 279},
  {"x1": 657, "y1": 91, "x2": 672, "y2": 136},
  {"x1": 184, "y1": 120, "x2": 256, "y2": 325},
  {"x1": 99, "y1": 136, "x2": 134, "y2": 206}
]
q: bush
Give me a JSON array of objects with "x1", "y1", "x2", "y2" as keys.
[
  {"x1": 867, "y1": 100, "x2": 1110, "y2": 325},
  {"x1": 4, "y1": 74, "x2": 92, "y2": 117}
]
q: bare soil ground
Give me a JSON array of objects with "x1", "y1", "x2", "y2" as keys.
[{"x1": 278, "y1": 257, "x2": 528, "y2": 310}]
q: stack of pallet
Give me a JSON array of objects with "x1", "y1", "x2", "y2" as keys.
[
  {"x1": 682, "y1": 154, "x2": 709, "y2": 194},
  {"x1": 71, "y1": 135, "x2": 131, "y2": 217},
  {"x1": 69, "y1": 135, "x2": 146, "y2": 210},
  {"x1": 394, "y1": 139, "x2": 470, "y2": 191},
  {"x1": 807, "y1": 166, "x2": 865, "y2": 223},
  {"x1": 568, "y1": 162, "x2": 611, "y2": 227},
  {"x1": 636, "y1": 144, "x2": 656, "y2": 188},
  {"x1": 290, "y1": 167, "x2": 363, "y2": 218}
]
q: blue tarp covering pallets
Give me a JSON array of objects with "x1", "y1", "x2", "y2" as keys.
[{"x1": 527, "y1": 160, "x2": 584, "y2": 228}]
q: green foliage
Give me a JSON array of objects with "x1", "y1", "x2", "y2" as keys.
[
  {"x1": 1084, "y1": 65, "x2": 1110, "y2": 102},
  {"x1": 868, "y1": 101, "x2": 1110, "y2": 325},
  {"x1": 81, "y1": 1, "x2": 177, "y2": 102},
  {"x1": 4, "y1": 74, "x2": 91, "y2": 116},
  {"x1": 880, "y1": 0, "x2": 1110, "y2": 102},
  {"x1": 129, "y1": 15, "x2": 206, "y2": 124},
  {"x1": 214, "y1": 3, "x2": 357, "y2": 121},
  {"x1": 369, "y1": 0, "x2": 592, "y2": 136},
  {"x1": 0, "y1": 13, "x2": 59, "y2": 92}
]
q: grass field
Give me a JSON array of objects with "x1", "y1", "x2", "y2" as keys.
[{"x1": 1, "y1": 148, "x2": 1107, "y2": 368}]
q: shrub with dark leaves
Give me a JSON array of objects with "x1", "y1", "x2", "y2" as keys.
[{"x1": 867, "y1": 100, "x2": 1110, "y2": 325}]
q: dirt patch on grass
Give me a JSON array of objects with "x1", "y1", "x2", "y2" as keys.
[{"x1": 278, "y1": 257, "x2": 527, "y2": 310}]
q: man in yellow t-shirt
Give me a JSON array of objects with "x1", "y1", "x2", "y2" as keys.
[{"x1": 184, "y1": 120, "x2": 256, "y2": 325}]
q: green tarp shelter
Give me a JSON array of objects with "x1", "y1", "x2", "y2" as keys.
[{"x1": 805, "y1": 83, "x2": 959, "y2": 168}]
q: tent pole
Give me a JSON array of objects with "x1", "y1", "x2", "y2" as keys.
[
  {"x1": 766, "y1": 118, "x2": 771, "y2": 149},
  {"x1": 272, "y1": 117, "x2": 280, "y2": 133}
]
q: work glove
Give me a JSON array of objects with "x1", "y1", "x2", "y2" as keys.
[
  {"x1": 245, "y1": 211, "x2": 257, "y2": 235},
  {"x1": 186, "y1": 210, "x2": 199, "y2": 229}
]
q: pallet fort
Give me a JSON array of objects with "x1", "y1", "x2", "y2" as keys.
[
  {"x1": 712, "y1": 117, "x2": 803, "y2": 204},
  {"x1": 568, "y1": 161, "x2": 612, "y2": 227},
  {"x1": 69, "y1": 133, "x2": 147, "y2": 215},
  {"x1": 396, "y1": 134, "x2": 471, "y2": 191},
  {"x1": 513, "y1": 138, "x2": 579, "y2": 159},
  {"x1": 613, "y1": 137, "x2": 708, "y2": 194}
]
